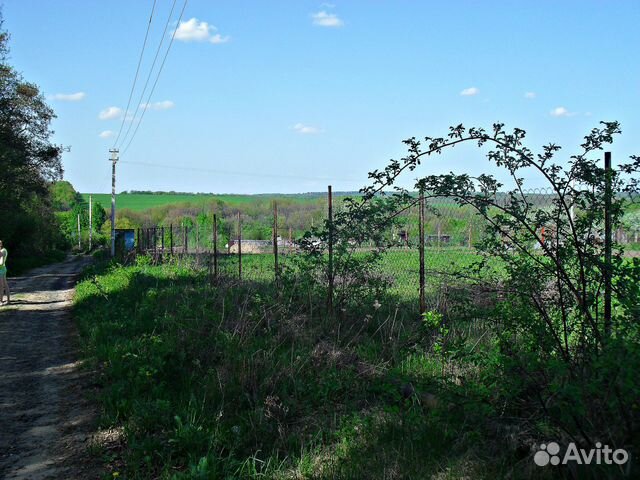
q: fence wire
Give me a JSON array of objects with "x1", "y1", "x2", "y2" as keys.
[{"x1": 134, "y1": 187, "x2": 639, "y2": 312}]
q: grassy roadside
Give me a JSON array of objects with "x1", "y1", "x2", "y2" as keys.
[{"x1": 73, "y1": 257, "x2": 531, "y2": 479}]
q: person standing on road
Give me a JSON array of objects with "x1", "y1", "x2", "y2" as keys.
[{"x1": 0, "y1": 240, "x2": 10, "y2": 305}]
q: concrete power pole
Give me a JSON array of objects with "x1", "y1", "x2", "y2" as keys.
[{"x1": 109, "y1": 149, "x2": 119, "y2": 257}]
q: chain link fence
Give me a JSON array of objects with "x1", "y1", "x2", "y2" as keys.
[{"x1": 135, "y1": 186, "x2": 639, "y2": 313}]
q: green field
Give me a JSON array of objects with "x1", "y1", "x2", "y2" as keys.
[{"x1": 81, "y1": 192, "x2": 338, "y2": 212}]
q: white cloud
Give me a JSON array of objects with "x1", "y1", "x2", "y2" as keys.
[
  {"x1": 98, "y1": 106, "x2": 123, "y2": 120},
  {"x1": 550, "y1": 106, "x2": 575, "y2": 117},
  {"x1": 524, "y1": 92, "x2": 536, "y2": 99},
  {"x1": 293, "y1": 123, "x2": 322, "y2": 134},
  {"x1": 174, "y1": 18, "x2": 230, "y2": 44},
  {"x1": 140, "y1": 100, "x2": 175, "y2": 111},
  {"x1": 460, "y1": 87, "x2": 479, "y2": 96},
  {"x1": 98, "y1": 130, "x2": 114, "y2": 139},
  {"x1": 210, "y1": 34, "x2": 229, "y2": 44},
  {"x1": 51, "y1": 92, "x2": 86, "y2": 102},
  {"x1": 312, "y1": 11, "x2": 344, "y2": 27}
]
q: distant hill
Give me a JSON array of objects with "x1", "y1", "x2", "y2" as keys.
[{"x1": 80, "y1": 191, "x2": 360, "y2": 212}]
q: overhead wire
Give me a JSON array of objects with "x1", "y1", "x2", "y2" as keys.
[
  {"x1": 112, "y1": 0, "x2": 158, "y2": 148},
  {"x1": 119, "y1": 0, "x2": 188, "y2": 155},
  {"x1": 118, "y1": 159, "x2": 360, "y2": 183},
  {"x1": 115, "y1": 0, "x2": 179, "y2": 150},
  {"x1": 111, "y1": 1, "x2": 345, "y2": 187}
]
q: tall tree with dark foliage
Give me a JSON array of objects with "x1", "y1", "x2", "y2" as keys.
[{"x1": 0, "y1": 13, "x2": 66, "y2": 270}]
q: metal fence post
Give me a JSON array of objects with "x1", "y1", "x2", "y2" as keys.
[
  {"x1": 419, "y1": 189, "x2": 426, "y2": 315},
  {"x1": 161, "y1": 226, "x2": 165, "y2": 255},
  {"x1": 169, "y1": 224, "x2": 173, "y2": 254},
  {"x1": 273, "y1": 200, "x2": 279, "y2": 281},
  {"x1": 604, "y1": 151, "x2": 612, "y2": 337},
  {"x1": 327, "y1": 185, "x2": 334, "y2": 314},
  {"x1": 237, "y1": 211, "x2": 242, "y2": 279},
  {"x1": 213, "y1": 214, "x2": 218, "y2": 279},
  {"x1": 184, "y1": 226, "x2": 188, "y2": 254}
]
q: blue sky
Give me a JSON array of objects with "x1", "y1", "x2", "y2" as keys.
[{"x1": 3, "y1": 0, "x2": 639, "y2": 194}]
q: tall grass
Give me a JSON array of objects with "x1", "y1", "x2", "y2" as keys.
[{"x1": 74, "y1": 258, "x2": 512, "y2": 479}]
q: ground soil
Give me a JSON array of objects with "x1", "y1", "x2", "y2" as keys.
[{"x1": 0, "y1": 255, "x2": 104, "y2": 479}]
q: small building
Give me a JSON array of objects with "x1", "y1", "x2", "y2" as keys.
[{"x1": 114, "y1": 229, "x2": 136, "y2": 257}]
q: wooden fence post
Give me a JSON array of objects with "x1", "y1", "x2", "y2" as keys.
[
  {"x1": 419, "y1": 189, "x2": 426, "y2": 315},
  {"x1": 169, "y1": 224, "x2": 173, "y2": 254},
  {"x1": 327, "y1": 185, "x2": 334, "y2": 314},
  {"x1": 273, "y1": 201, "x2": 279, "y2": 282},
  {"x1": 604, "y1": 151, "x2": 612, "y2": 337},
  {"x1": 184, "y1": 226, "x2": 188, "y2": 254},
  {"x1": 213, "y1": 214, "x2": 218, "y2": 279},
  {"x1": 237, "y1": 211, "x2": 242, "y2": 279}
]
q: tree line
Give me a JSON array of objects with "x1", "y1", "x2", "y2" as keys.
[{"x1": 0, "y1": 15, "x2": 68, "y2": 272}]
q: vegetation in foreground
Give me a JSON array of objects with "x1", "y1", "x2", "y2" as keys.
[
  {"x1": 76, "y1": 122, "x2": 640, "y2": 479},
  {"x1": 76, "y1": 258, "x2": 513, "y2": 479}
]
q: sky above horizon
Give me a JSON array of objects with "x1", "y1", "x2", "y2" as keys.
[{"x1": 2, "y1": 0, "x2": 639, "y2": 194}]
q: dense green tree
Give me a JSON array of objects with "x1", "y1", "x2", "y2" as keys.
[
  {"x1": 50, "y1": 180, "x2": 82, "y2": 211},
  {"x1": 0, "y1": 14, "x2": 65, "y2": 268},
  {"x1": 92, "y1": 201, "x2": 107, "y2": 232}
]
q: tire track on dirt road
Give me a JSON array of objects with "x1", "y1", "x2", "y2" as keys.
[{"x1": 0, "y1": 255, "x2": 103, "y2": 479}]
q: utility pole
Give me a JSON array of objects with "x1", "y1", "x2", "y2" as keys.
[
  {"x1": 109, "y1": 149, "x2": 119, "y2": 257},
  {"x1": 89, "y1": 194, "x2": 93, "y2": 251}
]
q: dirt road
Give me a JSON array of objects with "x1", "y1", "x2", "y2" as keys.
[{"x1": 0, "y1": 255, "x2": 102, "y2": 479}]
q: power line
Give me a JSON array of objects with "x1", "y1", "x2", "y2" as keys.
[
  {"x1": 118, "y1": 159, "x2": 360, "y2": 183},
  {"x1": 119, "y1": 0, "x2": 187, "y2": 153},
  {"x1": 121, "y1": 0, "x2": 188, "y2": 155},
  {"x1": 116, "y1": 0, "x2": 178, "y2": 150},
  {"x1": 112, "y1": 0, "x2": 158, "y2": 148}
]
